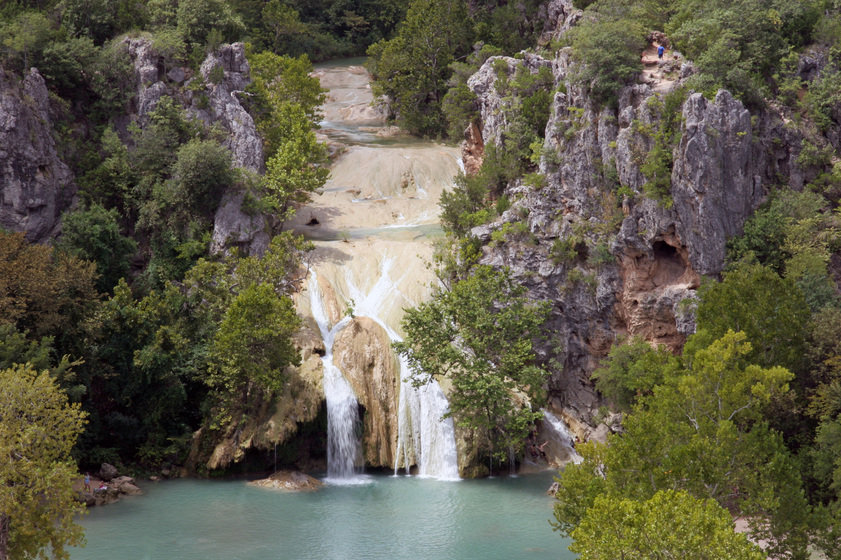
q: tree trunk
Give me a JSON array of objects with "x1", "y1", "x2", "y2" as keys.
[{"x1": 0, "y1": 513, "x2": 9, "y2": 560}]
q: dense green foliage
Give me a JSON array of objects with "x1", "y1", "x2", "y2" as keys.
[
  {"x1": 367, "y1": 0, "x2": 547, "y2": 136},
  {"x1": 570, "y1": 490, "x2": 765, "y2": 560},
  {"x1": 395, "y1": 265, "x2": 552, "y2": 471},
  {"x1": 367, "y1": 0, "x2": 471, "y2": 136},
  {"x1": 0, "y1": 364, "x2": 88, "y2": 560},
  {"x1": 555, "y1": 331, "x2": 814, "y2": 557},
  {"x1": 2, "y1": 2, "x2": 841, "y2": 556},
  {"x1": 0, "y1": 0, "x2": 329, "y2": 474}
]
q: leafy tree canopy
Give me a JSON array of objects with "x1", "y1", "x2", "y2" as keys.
[
  {"x1": 0, "y1": 364, "x2": 87, "y2": 560},
  {"x1": 555, "y1": 330, "x2": 811, "y2": 558},
  {"x1": 570, "y1": 490, "x2": 765, "y2": 560},
  {"x1": 395, "y1": 265, "x2": 551, "y2": 467}
]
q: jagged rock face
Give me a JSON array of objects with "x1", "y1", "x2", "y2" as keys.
[
  {"x1": 196, "y1": 44, "x2": 268, "y2": 256},
  {"x1": 195, "y1": 43, "x2": 264, "y2": 173},
  {"x1": 123, "y1": 37, "x2": 167, "y2": 120},
  {"x1": 467, "y1": 53, "x2": 553, "y2": 150},
  {"x1": 332, "y1": 317, "x2": 399, "y2": 468},
  {"x1": 0, "y1": 68, "x2": 75, "y2": 242},
  {"x1": 123, "y1": 38, "x2": 268, "y2": 255},
  {"x1": 538, "y1": 0, "x2": 582, "y2": 45},
  {"x1": 466, "y1": 45, "x2": 804, "y2": 424},
  {"x1": 670, "y1": 91, "x2": 766, "y2": 274},
  {"x1": 461, "y1": 121, "x2": 484, "y2": 175}
]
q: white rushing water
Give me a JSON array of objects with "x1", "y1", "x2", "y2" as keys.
[
  {"x1": 541, "y1": 409, "x2": 583, "y2": 464},
  {"x1": 308, "y1": 272, "x2": 364, "y2": 482},
  {"x1": 345, "y1": 257, "x2": 460, "y2": 480},
  {"x1": 297, "y1": 60, "x2": 462, "y2": 481}
]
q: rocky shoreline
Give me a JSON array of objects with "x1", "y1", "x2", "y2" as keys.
[{"x1": 74, "y1": 463, "x2": 143, "y2": 507}]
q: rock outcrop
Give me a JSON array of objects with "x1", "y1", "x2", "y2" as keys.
[
  {"x1": 466, "y1": 39, "x2": 804, "y2": 427},
  {"x1": 0, "y1": 68, "x2": 75, "y2": 242},
  {"x1": 332, "y1": 317, "x2": 400, "y2": 468},
  {"x1": 77, "y1": 466, "x2": 142, "y2": 507},
  {"x1": 248, "y1": 470, "x2": 323, "y2": 491},
  {"x1": 194, "y1": 44, "x2": 264, "y2": 173},
  {"x1": 196, "y1": 44, "x2": 269, "y2": 256},
  {"x1": 122, "y1": 37, "x2": 269, "y2": 256}
]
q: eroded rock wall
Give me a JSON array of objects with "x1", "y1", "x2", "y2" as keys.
[
  {"x1": 122, "y1": 37, "x2": 268, "y2": 256},
  {"x1": 332, "y1": 317, "x2": 400, "y2": 468},
  {"x1": 0, "y1": 68, "x2": 75, "y2": 242},
  {"x1": 466, "y1": 42, "x2": 804, "y2": 428}
]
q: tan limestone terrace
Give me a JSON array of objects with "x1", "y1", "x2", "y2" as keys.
[
  {"x1": 292, "y1": 59, "x2": 462, "y2": 337},
  {"x1": 290, "y1": 59, "x2": 463, "y2": 478}
]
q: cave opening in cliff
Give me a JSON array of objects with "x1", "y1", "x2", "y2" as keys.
[{"x1": 651, "y1": 240, "x2": 686, "y2": 286}]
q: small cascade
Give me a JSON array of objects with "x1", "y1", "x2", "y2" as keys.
[
  {"x1": 345, "y1": 258, "x2": 460, "y2": 480},
  {"x1": 394, "y1": 370, "x2": 460, "y2": 479},
  {"x1": 541, "y1": 410, "x2": 583, "y2": 464},
  {"x1": 308, "y1": 273, "x2": 363, "y2": 481}
]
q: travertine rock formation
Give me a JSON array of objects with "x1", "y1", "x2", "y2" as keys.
[{"x1": 332, "y1": 317, "x2": 400, "y2": 468}]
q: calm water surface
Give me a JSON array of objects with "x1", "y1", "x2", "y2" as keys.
[{"x1": 71, "y1": 472, "x2": 575, "y2": 560}]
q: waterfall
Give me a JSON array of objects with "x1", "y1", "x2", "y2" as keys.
[
  {"x1": 541, "y1": 410, "x2": 583, "y2": 464},
  {"x1": 394, "y1": 368, "x2": 460, "y2": 479},
  {"x1": 308, "y1": 273, "x2": 363, "y2": 481},
  {"x1": 345, "y1": 258, "x2": 460, "y2": 480}
]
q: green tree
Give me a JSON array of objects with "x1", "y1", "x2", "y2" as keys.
[
  {"x1": 0, "y1": 325, "x2": 83, "y2": 400},
  {"x1": 0, "y1": 10, "x2": 56, "y2": 72},
  {"x1": 243, "y1": 49, "x2": 328, "y2": 221},
  {"x1": 57, "y1": 203, "x2": 137, "y2": 294},
  {"x1": 667, "y1": 0, "x2": 820, "y2": 104},
  {"x1": 82, "y1": 280, "x2": 197, "y2": 466},
  {"x1": 694, "y1": 262, "x2": 809, "y2": 373},
  {"x1": 554, "y1": 330, "x2": 811, "y2": 558},
  {"x1": 0, "y1": 364, "x2": 87, "y2": 560},
  {"x1": 570, "y1": 490, "x2": 765, "y2": 560},
  {"x1": 60, "y1": 0, "x2": 145, "y2": 45},
  {"x1": 247, "y1": 50, "x2": 325, "y2": 134},
  {"x1": 176, "y1": 0, "x2": 244, "y2": 51},
  {"x1": 367, "y1": 0, "x2": 471, "y2": 136},
  {"x1": 0, "y1": 231, "x2": 99, "y2": 343},
  {"x1": 209, "y1": 283, "x2": 301, "y2": 403},
  {"x1": 395, "y1": 265, "x2": 551, "y2": 469},
  {"x1": 565, "y1": 16, "x2": 647, "y2": 107},
  {"x1": 590, "y1": 336, "x2": 681, "y2": 411},
  {"x1": 261, "y1": 103, "x2": 329, "y2": 221},
  {"x1": 38, "y1": 35, "x2": 98, "y2": 97},
  {"x1": 78, "y1": 126, "x2": 136, "y2": 214},
  {"x1": 169, "y1": 138, "x2": 235, "y2": 218}
]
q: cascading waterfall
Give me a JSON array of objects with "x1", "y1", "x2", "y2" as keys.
[
  {"x1": 345, "y1": 258, "x2": 460, "y2": 480},
  {"x1": 394, "y1": 365, "x2": 460, "y2": 479},
  {"x1": 542, "y1": 409, "x2": 583, "y2": 464},
  {"x1": 308, "y1": 272, "x2": 363, "y2": 481}
]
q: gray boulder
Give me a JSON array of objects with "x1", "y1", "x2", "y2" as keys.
[{"x1": 98, "y1": 463, "x2": 118, "y2": 481}]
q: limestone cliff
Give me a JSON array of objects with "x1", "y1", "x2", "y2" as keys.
[
  {"x1": 122, "y1": 37, "x2": 269, "y2": 256},
  {"x1": 465, "y1": 17, "x2": 807, "y2": 431},
  {"x1": 0, "y1": 68, "x2": 75, "y2": 242}
]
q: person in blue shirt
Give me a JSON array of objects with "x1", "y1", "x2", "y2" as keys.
[{"x1": 658, "y1": 45, "x2": 665, "y2": 59}]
